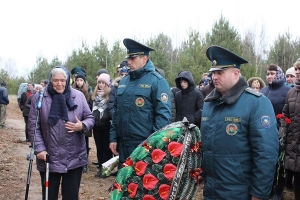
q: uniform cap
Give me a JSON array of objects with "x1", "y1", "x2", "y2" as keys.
[
  {"x1": 123, "y1": 38, "x2": 155, "y2": 59},
  {"x1": 206, "y1": 45, "x2": 248, "y2": 72},
  {"x1": 71, "y1": 67, "x2": 86, "y2": 76}
]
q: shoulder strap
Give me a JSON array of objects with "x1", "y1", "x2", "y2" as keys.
[{"x1": 245, "y1": 87, "x2": 262, "y2": 97}]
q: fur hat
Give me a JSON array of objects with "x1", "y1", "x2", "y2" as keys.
[
  {"x1": 97, "y1": 73, "x2": 111, "y2": 86},
  {"x1": 75, "y1": 72, "x2": 86, "y2": 82},
  {"x1": 286, "y1": 67, "x2": 296, "y2": 77},
  {"x1": 109, "y1": 118, "x2": 202, "y2": 199},
  {"x1": 247, "y1": 77, "x2": 266, "y2": 89}
]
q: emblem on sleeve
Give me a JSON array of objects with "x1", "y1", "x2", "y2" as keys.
[
  {"x1": 260, "y1": 115, "x2": 271, "y2": 128},
  {"x1": 135, "y1": 97, "x2": 145, "y2": 107},
  {"x1": 160, "y1": 93, "x2": 168, "y2": 103},
  {"x1": 226, "y1": 124, "x2": 238, "y2": 136}
]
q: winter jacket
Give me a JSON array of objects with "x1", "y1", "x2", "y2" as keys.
[
  {"x1": 174, "y1": 71, "x2": 203, "y2": 126},
  {"x1": 109, "y1": 59, "x2": 171, "y2": 146},
  {"x1": 19, "y1": 91, "x2": 34, "y2": 117},
  {"x1": 260, "y1": 81, "x2": 291, "y2": 116},
  {"x1": 201, "y1": 77, "x2": 279, "y2": 200},
  {"x1": 0, "y1": 86, "x2": 9, "y2": 105},
  {"x1": 170, "y1": 87, "x2": 180, "y2": 122},
  {"x1": 282, "y1": 81, "x2": 300, "y2": 172},
  {"x1": 28, "y1": 88, "x2": 95, "y2": 173},
  {"x1": 109, "y1": 76, "x2": 122, "y2": 117}
]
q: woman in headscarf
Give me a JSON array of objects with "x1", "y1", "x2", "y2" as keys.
[{"x1": 28, "y1": 66, "x2": 94, "y2": 200}]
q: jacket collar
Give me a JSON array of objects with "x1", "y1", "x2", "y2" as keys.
[
  {"x1": 205, "y1": 77, "x2": 248, "y2": 104},
  {"x1": 129, "y1": 59, "x2": 155, "y2": 79}
]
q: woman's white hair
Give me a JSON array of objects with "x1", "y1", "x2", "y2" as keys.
[{"x1": 50, "y1": 67, "x2": 67, "y2": 80}]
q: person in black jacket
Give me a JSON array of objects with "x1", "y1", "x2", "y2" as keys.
[
  {"x1": 19, "y1": 82, "x2": 35, "y2": 142},
  {"x1": 174, "y1": 71, "x2": 204, "y2": 127}
]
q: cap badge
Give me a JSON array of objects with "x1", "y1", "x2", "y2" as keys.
[{"x1": 212, "y1": 60, "x2": 217, "y2": 66}]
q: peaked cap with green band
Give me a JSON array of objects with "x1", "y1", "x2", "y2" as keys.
[
  {"x1": 123, "y1": 38, "x2": 155, "y2": 58},
  {"x1": 206, "y1": 45, "x2": 248, "y2": 72}
]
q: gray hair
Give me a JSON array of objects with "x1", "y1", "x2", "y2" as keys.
[{"x1": 50, "y1": 67, "x2": 67, "y2": 80}]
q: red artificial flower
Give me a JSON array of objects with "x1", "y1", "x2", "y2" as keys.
[
  {"x1": 276, "y1": 114, "x2": 284, "y2": 119},
  {"x1": 158, "y1": 184, "x2": 171, "y2": 200},
  {"x1": 143, "y1": 194, "x2": 156, "y2": 200},
  {"x1": 143, "y1": 174, "x2": 159, "y2": 190},
  {"x1": 122, "y1": 158, "x2": 134, "y2": 167},
  {"x1": 285, "y1": 118, "x2": 292, "y2": 124},
  {"x1": 127, "y1": 183, "x2": 138, "y2": 198},
  {"x1": 135, "y1": 161, "x2": 148, "y2": 176},
  {"x1": 113, "y1": 182, "x2": 122, "y2": 192},
  {"x1": 142, "y1": 142, "x2": 152, "y2": 152},
  {"x1": 163, "y1": 163, "x2": 177, "y2": 180},
  {"x1": 151, "y1": 149, "x2": 166, "y2": 163},
  {"x1": 189, "y1": 168, "x2": 203, "y2": 183},
  {"x1": 168, "y1": 142, "x2": 184, "y2": 157},
  {"x1": 190, "y1": 142, "x2": 201, "y2": 153}
]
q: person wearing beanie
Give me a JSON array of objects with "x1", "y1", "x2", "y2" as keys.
[
  {"x1": 285, "y1": 67, "x2": 296, "y2": 87},
  {"x1": 247, "y1": 77, "x2": 266, "y2": 92},
  {"x1": 260, "y1": 64, "x2": 291, "y2": 200},
  {"x1": 72, "y1": 71, "x2": 93, "y2": 173},
  {"x1": 117, "y1": 66, "x2": 128, "y2": 77},
  {"x1": 198, "y1": 78, "x2": 205, "y2": 91},
  {"x1": 92, "y1": 73, "x2": 112, "y2": 178},
  {"x1": 0, "y1": 80, "x2": 9, "y2": 129},
  {"x1": 116, "y1": 60, "x2": 128, "y2": 74},
  {"x1": 281, "y1": 60, "x2": 300, "y2": 200},
  {"x1": 96, "y1": 68, "x2": 109, "y2": 80}
]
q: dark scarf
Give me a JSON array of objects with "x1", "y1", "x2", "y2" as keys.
[
  {"x1": 47, "y1": 83, "x2": 77, "y2": 126},
  {"x1": 295, "y1": 80, "x2": 300, "y2": 91}
]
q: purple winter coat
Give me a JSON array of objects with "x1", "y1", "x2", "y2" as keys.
[{"x1": 28, "y1": 88, "x2": 95, "y2": 173}]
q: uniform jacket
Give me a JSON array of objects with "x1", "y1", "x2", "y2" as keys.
[
  {"x1": 109, "y1": 59, "x2": 171, "y2": 146},
  {"x1": 174, "y1": 71, "x2": 203, "y2": 126},
  {"x1": 200, "y1": 77, "x2": 278, "y2": 200},
  {"x1": 282, "y1": 81, "x2": 300, "y2": 172},
  {"x1": 0, "y1": 86, "x2": 9, "y2": 105},
  {"x1": 28, "y1": 87, "x2": 95, "y2": 173},
  {"x1": 109, "y1": 76, "x2": 122, "y2": 117}
]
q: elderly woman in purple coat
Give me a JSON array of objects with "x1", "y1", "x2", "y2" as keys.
[{"x1": 28, "y1": 66, "x2": 94, "y2": 200}]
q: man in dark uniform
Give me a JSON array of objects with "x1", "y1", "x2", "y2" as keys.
[
  {"x1": 200, "y1": 46, "x2": 279, "y2": 200},
  {"x1": 109, "y1": 38, "x2": 171, "y2": 168}
]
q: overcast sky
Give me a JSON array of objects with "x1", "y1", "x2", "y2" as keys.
[{"x1": 0, "y1": 0, "x2": 299, "y2": 78}]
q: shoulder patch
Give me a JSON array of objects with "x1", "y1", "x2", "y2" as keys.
[{"x1": 245, "y1": 87, "x2": 262, "y2": 97}]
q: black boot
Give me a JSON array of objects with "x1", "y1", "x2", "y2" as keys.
[{"x1": 294, "y1": 185, "x2": 300, "y2": 200}]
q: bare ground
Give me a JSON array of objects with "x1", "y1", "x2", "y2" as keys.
[{"x1": 0, "y1": 95, "x2": 293, "y2": 199}]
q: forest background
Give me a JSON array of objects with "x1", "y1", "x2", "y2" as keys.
[{"x1": 1, "y1": 15, "x2": 300, "y2": 93}]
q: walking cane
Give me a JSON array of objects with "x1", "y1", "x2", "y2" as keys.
[
  {"x1": 45, "y1": 154, "x2": 49, "y2": 200},
  {"x1": 25, "y1": 89, "x2": 44, "y2": 200}
]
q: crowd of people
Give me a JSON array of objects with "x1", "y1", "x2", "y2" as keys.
[{"x1": 6, "y1": 38, "x2": 297, "y2": 199}]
